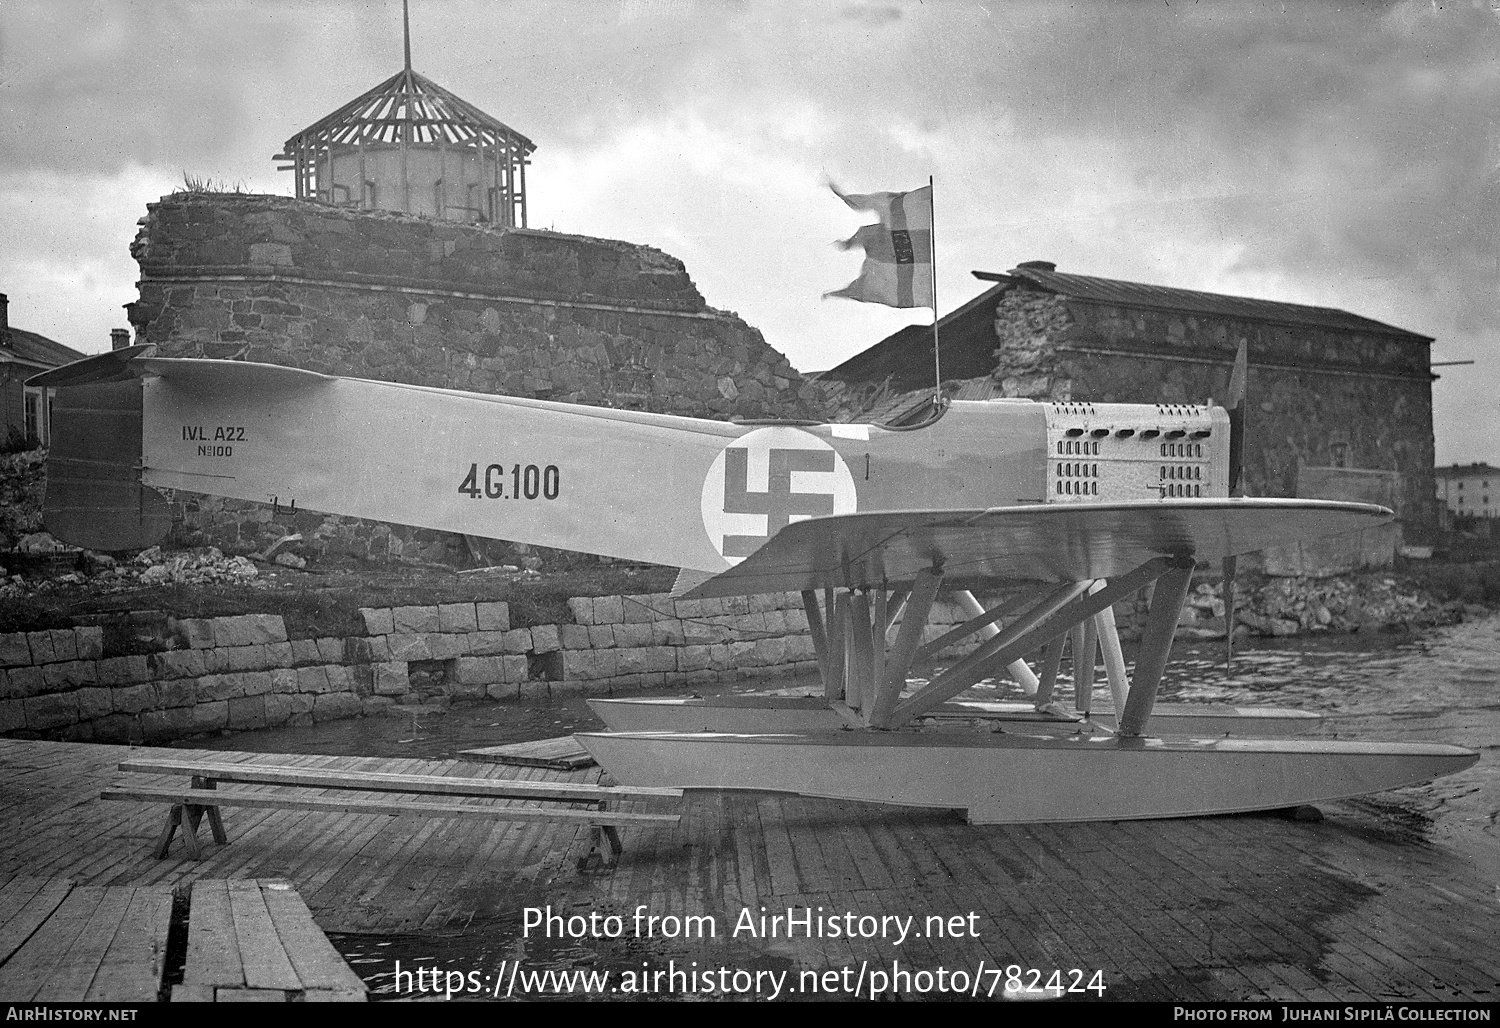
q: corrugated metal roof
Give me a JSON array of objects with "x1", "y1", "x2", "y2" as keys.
[
  {"x1": 993, "y1": 264, "x2": 1433, "y2": 341},
  {"x1": 1, "y1": 327, "x2": 89, "y2": 370}
]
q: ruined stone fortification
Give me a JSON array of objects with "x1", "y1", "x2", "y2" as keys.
[{"x1": 125, "y1": 193, "x2": 829, "y2": 557}]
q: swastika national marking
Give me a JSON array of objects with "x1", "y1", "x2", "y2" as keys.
[
  {"x1": 720, "y1": 447, "x2": 836, "y2": 558},
  {"x1": 700, "y1": 426, "x2": 857, "y2": 567}
]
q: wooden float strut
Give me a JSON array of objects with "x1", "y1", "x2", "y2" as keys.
[{"x1": 798, "y1": 553, "x2": 1192, "y2": 735}]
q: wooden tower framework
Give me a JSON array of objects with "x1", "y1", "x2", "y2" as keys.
[{"x1": 274, "y1": 4, "x2": 534, "y2": 227}]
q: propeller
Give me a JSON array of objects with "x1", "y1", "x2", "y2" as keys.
[{"x1": 1222, "y1": 341, "x2": 1248, "y2": 673}]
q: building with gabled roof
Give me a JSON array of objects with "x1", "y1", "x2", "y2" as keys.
[
  {"x1": 819, "y1": 261, "x2": 1438, "y2": 545},
  {"x1": 0, "y1": 294, "x2": 89, "y2": 447}
]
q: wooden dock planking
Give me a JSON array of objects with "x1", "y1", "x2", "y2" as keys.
[
  {"x1": 83, "y1": 887, "x2": 174, "y2": 1003},
  {"x1": 177, "y1": 880, "x2": 365, "y2": 1002},
  {"x1": 4, "y1": 738, "x2": 1499, "y2": 1002},
  {"x1": 259, "y1": 882, "x2": 365, "y2": 996},
  {"x1": 1051, "y1": 829, "x2": 1254, "y2": 1001},
  {"x1": 184, "y1": 880, "x2": 246, "y2": 990},
  {"x1": 1021, "y1": 823, "x2": 1210, "y2": 999},
  {"x1": 31, "y1": 886, "x2": 137, "y2": 1003},
  {"x1": 227, "y1": 880, "x2": 302, "y2": 991},
  {"x1": 0, "y1": 885, "x2": 109, "y2": 1001},
  {"x1": 0, "y1": 875, "x2": 74, "y2": 966},
  {"x1": 0, "y1": 880, "x2": 171, "y2": 1003}
]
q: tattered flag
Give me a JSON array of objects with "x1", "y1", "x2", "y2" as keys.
[{"x1": 826, "y1": 183, "x2": 934, "y2": 310}]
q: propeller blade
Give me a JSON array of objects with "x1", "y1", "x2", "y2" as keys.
[
  {"x1": 1223, "y1": 554, "x2": 1238, "y2": 672},
  {"x1": 1226, "y1": 340, "x2": 1248, "y2": 499},
  {"x1": 1224, "y1": 341, "x2": 1248, "y2": 672}
]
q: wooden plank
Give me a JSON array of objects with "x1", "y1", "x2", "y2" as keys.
[
  {"x1": 0, "y1": 884, "x2": 102, "y2": 1001},
  {"x1": 31, "y1": 886, "x2": 136, "y2": 1001},
  {"x1": 183, "y1": 879, "x2": 244, "y2": 989},
  {"x1": 226, "y1": 880, "x2": 301, "y2": 992},
  {"x1": 102, "y1": 786, "x2": 681, "y2": 828},
  {"x1": 216, "y1": 987, "x2": 290, "y2": 1001},
  {"x1": 116, "y1": 759, "x2": 677, "y2": 801},
  {"x1": 259, "y1": 885, "x2": 364, "y2": 996},
  {"x1": 0, "y1": 875, "x2": 48, "y2": 926},
  {"x1": 304, "y1": 988, "x2": 367, "y2": 1001},
  {"x1": 85, "y1": 886, "x2": 172, "y2": 1002},
  {"x1": 459, "y1": 736, "x2": 596, "y2": 770},
  {"x1": 0, "y1": 875, "x2": 72, "y2": 966}
]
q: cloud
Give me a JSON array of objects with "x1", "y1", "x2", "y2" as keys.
[{"x1": 2, "y1": 0, "x2": 1498, "y2": 462}]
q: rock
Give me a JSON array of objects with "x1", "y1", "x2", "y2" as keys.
[{"x1": 274, "y1": 552, "x2": 307, "y2": 569}]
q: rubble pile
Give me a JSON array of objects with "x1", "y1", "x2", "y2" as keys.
[
  {"x1": 0, "y1": 540, "x2": 261, "y2": 599},
  {"x1": 1175, "y1": 575, "x2": 1458, "y2": 638},
  {"x1": 0, "y1": 450, "x2": 45, "y2": 549}
]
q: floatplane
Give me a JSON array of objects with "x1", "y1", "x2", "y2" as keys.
[{"x1": 31, "y1": 345, "x2": 1477, "y2": 824}]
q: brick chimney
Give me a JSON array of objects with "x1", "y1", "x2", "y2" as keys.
[
  {"x1": 0, "y1": 293, "x2": 8, "y2": 347},
  {"x1": 110, "y1": 328, "x2": 132, "y2": 350}
]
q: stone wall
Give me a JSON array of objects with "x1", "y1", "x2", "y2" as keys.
[
  {"x1": 0, "y1": 593, "x2": 828, "y2": 744},
  {"x1": 125, "y1": 193, "x2": 832, "y2": 557},
  {"x1": 10, "y1": 574, "x2": 1438, "y2": 745},
  {"x1": 1, "y1": 588, "x2": 1143, "y2": 745}
]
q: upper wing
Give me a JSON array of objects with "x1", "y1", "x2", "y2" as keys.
[{"x1": 680, "y1": 498, "x2": 1393, "y2": 597}]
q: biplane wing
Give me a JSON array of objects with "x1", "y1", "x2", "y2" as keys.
[{"x1": 677, "y1": 498, "x2": 1393, "y2": 598}]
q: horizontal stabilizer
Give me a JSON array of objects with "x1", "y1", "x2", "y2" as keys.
[
  {"x1": 134, "y1": 356, "x2": 335, "y2": 391},
  {"x1": 681, "y1": 498, "x2": 1393, "y2": 597},
  {"x1": 26, "y1": 345, "x2": 157, "y2": 388}
]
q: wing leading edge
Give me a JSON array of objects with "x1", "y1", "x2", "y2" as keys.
[{"x1": 679, "y1": 498, "x2": 1393, "y2": 598}]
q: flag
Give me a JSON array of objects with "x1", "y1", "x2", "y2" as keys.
[{"x1": 826, "y1": 183, "x2": 934, "y2": 309}]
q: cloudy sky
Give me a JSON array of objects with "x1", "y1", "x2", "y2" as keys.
[{"x1": 2, "y1": 0, "x2": 1497, "y2": 464}]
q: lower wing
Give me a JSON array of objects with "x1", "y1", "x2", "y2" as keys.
[{"x1": 679, "y1": 499, "x2": 1393, "y2": 597}]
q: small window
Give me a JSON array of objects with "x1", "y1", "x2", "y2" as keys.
[
  {"x1": 23, "y1": 390, "x2": 40, "y2": 443},
  {"x1": 22, "y1": 386, "x2": 48, "y2": 446}
]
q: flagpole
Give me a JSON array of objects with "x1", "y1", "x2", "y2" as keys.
[{"x1": 929, "y1": 175, "x2": 941, "y2": 406}]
